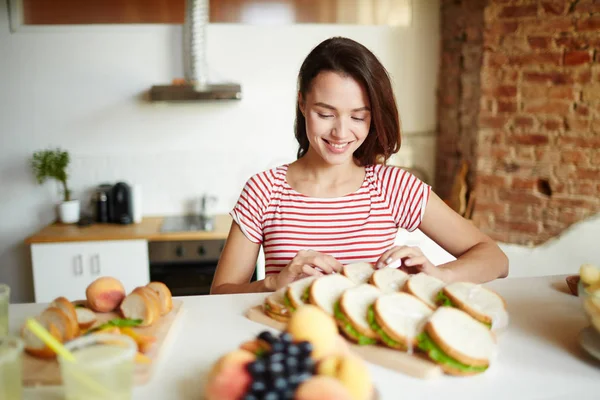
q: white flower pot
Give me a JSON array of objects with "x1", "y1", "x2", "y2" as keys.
[{"x1": 58, "y1": 200, "x2": 80, "y2": 224}]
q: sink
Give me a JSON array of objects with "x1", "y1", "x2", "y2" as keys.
[{"x1": 160, "y1": 215, "x2": 214, "y2": 232}]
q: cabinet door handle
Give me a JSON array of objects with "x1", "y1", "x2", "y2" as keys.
[
  {"x1": 91, "y1": 254, "x2": 101, "y2": 276},
  {"x1": 73, "y1": 255, "x2": 83, "y2": 276}
]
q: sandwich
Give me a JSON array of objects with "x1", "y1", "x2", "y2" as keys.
[
  {"x1": 417, "y1": 306, "x2": 496, "y2": 376},
  {"x1": 284, "y1": 276, "x2": 317, "y2": 312},
  {"x1": 308, "y1": 274, "x2": 356, "y2": 316},
  {"x1": 342, "y1": 262, "x2": 375, "y2": 284},
  {"x1": 404, "y1": 272, "x2": 445, "y2": 309},
  {"x1": 263, "y1": 288, "x2": 290, "y2": 322},
  {"x1": 367, "y1": 292, "x2": 433, "y2": 350},
  {"x1": 333, "y1": 284, "x2": 382, "y2": 345},
  {"x1": 436, "y1": 282, "x2": 508, "y2": 329},
  {"x1": 369, "y1": 268, "x2": 409, "y2": 293}
]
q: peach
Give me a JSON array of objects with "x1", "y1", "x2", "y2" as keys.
[
  {"x1": 287, "y1": 305, "x2": 339, "y2": 360},
  {"x1": 205, "y1": 350, "x2": 255, "y2": 400},
  {"x1": 206, "y1": 349, "x2": 256, "y2": 382},
  {"x1": 316, "y1": 355, "x2": 373, "y2": 400},
  {"x1": 295, "y1": 376, "x2": 353, "y2": 400},
  {"x1": 85, "y1": 277, "x2": 126, "y2": 313}
]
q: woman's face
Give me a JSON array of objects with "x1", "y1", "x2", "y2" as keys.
[{"x1": 299, "y1": 71, "x2": 371, "y2": 166}]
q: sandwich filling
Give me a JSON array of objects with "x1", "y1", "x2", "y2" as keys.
[
  {"x1": 436, "y1": 292, "x2": 492, "y2": 329},
  {"x1": 333, "y1": 302, "x2": 377, "y2": 345},
  {"x1": 284, "y1": 293, "x2": 296, "y2": 312},
  {"x1": 302, "y1": 287, "x2": 310, "y2": 303},
  {"x1": 417, "y1": 332, "x2": 488, "y2": 373},
  {"x1": 366, "y1": 305, "x2": 403, "y2": 349}
]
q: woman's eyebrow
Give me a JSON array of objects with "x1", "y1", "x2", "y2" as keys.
[{"x1": 314, "y1": 102, "x2": 371, "y2": 112}]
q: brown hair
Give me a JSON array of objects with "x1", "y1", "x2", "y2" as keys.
[{"x1": 294, "y1": 37, "x2": 401, "y2": 166}]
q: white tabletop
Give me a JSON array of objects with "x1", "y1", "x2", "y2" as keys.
[{"x1": 10, "y1": 275, "x2": 600, "y2": 400}]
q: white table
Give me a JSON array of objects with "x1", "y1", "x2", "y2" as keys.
[{"x1": 10, "y1": 275, "x2": 600, "y2": 400}]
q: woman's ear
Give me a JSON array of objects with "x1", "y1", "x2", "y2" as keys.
[{"x1": 298, "y1": 92, "x2": 305, "y2": 116}]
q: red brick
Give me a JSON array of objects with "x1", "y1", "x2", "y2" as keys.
[
  {"x1": 475, "y1": 202, "x2": 507, "y2": 214},
  {"x1": 506, "y1": 205, "x2": 532, "y2": 219},
  {"x1": 523, "y1": 100, "x2": 571, "y2": 115},
  {"x1": 564, "y1": 50, "x2": 592, "y2": 66},
  {"x1": 484, "y1": 53, "x2": 509, "y2": 68},
  {"x1": 512, "y1": 115, "x2": 536, "y2": 128},
  {"x1": 555, "y1": 36, "x2": 590, "y2": 49},
  {"x1": 486, "y1": 84, "x2": 517, "y2": 98},
  {"x1": 572, "y1": 182, "x2": 597, "y2": 196},
  {"x1": 495, "y1": 219, "x2": 541, "y2": 234},
  {"x1": 561, "y1": 150, "x2": 588, "y2": 164},
  {"x1": 498, "y1": 188, "x2": 546, "y2": 205},
  {"x1": 591, "y1": 119, "x2": 600, "y2": 134},
  {"x1": 480, "y1": 115, "x2": 509, "y2": 129},
  {"x1": 512, "y1": 177, "x2": 537, "y2": 190},
  {"x1": 523, "y1": 17, "x2": 574, "y2": 34},
  {"x1": 549, "y1": 197, "x2": 597, "y2": 208},
  {"x1": 576, "y1": 68, "x2": 592, "y2": 84},
  {"x1": 511, "y1": 134, "x2": 550, "y2": 145},
  {"x1": 558, "y1": 135, "x2": 600, "y2": 148},
  {"x1": 522, "y1": 85, "x2": 576, "y2": 101},
  {"x1": 577, "y1": 168, "x2": 600, "y2": 180},
  {"x1": 479, "y1": 130, "x2": 504, "y2": 145},
  {"x1": 498, "y1": 5, "x2": 538, "y2": 18},
  {"x1": 575, "y1": 104, "x2": 590, "y2": 117},
  {"x1": 577, "y1": 16, "x2": 600, "y2": 32},
  {"x1": 542, "y1": 118, "x2": 563, "y2": 131},
  {"x1": 575, "y1": 1, "x2": 600, "y2": 14},
  {"x1": 565, "y1": 117, "x2": 590, "y2": 132},
  {"x1": 542, "y1": 1, "x2": 567, "y2": 15},
  {"x1": 535, "y1": 148, "x2": 561, "y2": 163},
  {"x1": 508, "y1": 52, "x2": 562, "y2": 67},
  {"x1": 582, "y1": 84, "x2": 600, "y2": 101},
  {"x1": 523, "y1": 71, "x2": 574, "y2": 84},
  {"x1": 527, "y1": 36, "x2": 552, "y2": 49},
  {"x1": 497, "y1": 101, "x2": 518, "y2": 113},
  {"x1": 516, "y1": 146, "x2": 536, "y2": 162},
  {"x1": 477, "y1": 174, "x2": 507, "y2": 186},
  {"x1": 487, "y1": 21, "x2": 520, "y2": 35}
]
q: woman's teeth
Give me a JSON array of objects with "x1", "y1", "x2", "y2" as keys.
[{"x1": 330, "y1": 142, "x2": 346, "y2": 149}]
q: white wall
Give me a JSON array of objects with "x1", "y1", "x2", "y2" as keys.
[{"x1": 0, "y1": 1, "x2": 441, "y2": 302}]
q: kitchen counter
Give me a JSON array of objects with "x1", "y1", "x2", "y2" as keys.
[
  {"x1": 10, "y1": 275, "x2": 600, "y2": 400},
  {"x1": 25, "y1": 214, "x2": 233, "y2": 244}
]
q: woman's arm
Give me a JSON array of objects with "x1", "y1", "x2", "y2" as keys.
[
  {"x1": 210, "y1": 223, "x2": 275, "y2": 294},
  {"x1": 418, "y1": 192, "x2": 509, "y2": 283}
]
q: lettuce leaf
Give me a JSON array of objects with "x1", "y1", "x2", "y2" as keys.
[
  {"x1": 436, "y1": 291, "x2": 454, "y2": 307},
  {"x1": 301, "y1": 287, "x2": 310, "y2": 303},
  {"x1": 417, "y1": 332, "x2": 488, "y2": 373},
  {"x1": 284, "y1": 293, "x2": 296, "y2": 313},
  {"x1": 334, "y1": 302, "x2": 377, "y2": 346},
  {"x1": 366, "y1": 305, "x2": 403, "y2": 349}
]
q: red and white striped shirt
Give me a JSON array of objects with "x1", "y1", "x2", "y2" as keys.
[{"x1": 230, "y1": 164, "x2": 431, "y2": 275}]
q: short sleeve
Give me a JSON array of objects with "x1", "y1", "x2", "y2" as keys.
[
  {"x1": 229, "y1": 170, "x2": 275, "y2": 244},
  {"x1": 376, "y1": 166, "x2": 431, "y2": 232}
]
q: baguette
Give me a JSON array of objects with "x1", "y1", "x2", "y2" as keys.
[
  {"x1": 51, "y1": 297, "x2": 80, "y2": 337},
  {"x1": 146, "y1": 281, "x2": 173, "y2": 315},
  {"x1": 22, "y1": 319, "x2": 63, "y2": 358},
  {"x1": 75, "y1": 307, "x2": 97, "y2": 330},
  {"x1": 40, "y1": 306, "x2": 76, "y2": 341},
  {"x1": 120, "y1": 288, "x2": 160, "y2": 326},
  {"x1": 137, "y1": 286, "x2": 162, "y2": 323}
]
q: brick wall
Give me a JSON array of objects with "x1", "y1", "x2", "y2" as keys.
[{"x1": 437, "y1": 0, "x2": 600, "y2": 246}]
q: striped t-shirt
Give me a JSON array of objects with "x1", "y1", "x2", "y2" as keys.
[{"x1": 230, "y1": 164, "x2": 431, "y2": 275}]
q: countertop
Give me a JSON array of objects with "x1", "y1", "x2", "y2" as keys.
[
  {"x1": 25, "y1": 214, "x2": 233, "y2": 244},
  {"x1": 10, "y1": 275, "x2": 600, "y2": 400}
]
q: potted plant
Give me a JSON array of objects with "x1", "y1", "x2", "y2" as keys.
[{"x1": 31, "y1": 148, "x2": 80, "y2": 224}]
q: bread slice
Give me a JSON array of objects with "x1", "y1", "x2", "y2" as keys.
[
  {"x1": 438, "y1": 282, "x2": 507, "y2": 327},
  {"x1": 370, "y1": 292, "x2": 433, "y2": 351},
  {"x1": 40, "y1": 306, "x2": 76, "y2": 341},
  {"x1": 404, "y1": 272, "x2": 445, "y2": 309},
  {"x1": 51, "y1": 297, "x2": 80, "y2": 337},
  {"x1": 337, "y1": 284, "x2": 381, "y2": 344},
  {"x1": 146, "y1": 282, "x2": 173, "y2": 316},
  {"x1": 284, "y1": 276, "x2": 317, "y2": 311},
  {"x1": 264, "y1": 287, "x2": 290, "y2": 320},
  {"x1": 342, "y1": 262, "x2": 375, "y2": 284},
  {"x1": 22, "y1": 319, "x2": 63, "y2": 359},
  {"x1": 265, "y1": 309, "x2": 290, "y2": 323},
  {"x1": 308, "y1": 274, "x2": 355, "y2": 316},
  {"x1": 418, "y1": 307, "x2": 495, "y2": 375},
  {"x1": 137, "y1": 286, "x2": 162, "y2": 323},
  {"x1": 75, "y1": 307, "x2": 97, "y2": 330},
  {"x1": 120, "y1": 289, "x2": 159, "y2": 327},
  {"x1": 369, "y1": 268, "x2": 409, "y2": 293}
]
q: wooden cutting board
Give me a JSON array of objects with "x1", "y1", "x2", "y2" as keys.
[
  {"x1": 23, "y1": 299, "x2": 185, "y2": 386},
  {"x1": 245, "y1": 306, "x2": 443, "y2": 380}
]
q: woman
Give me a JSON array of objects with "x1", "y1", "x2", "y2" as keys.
[{"x1": 211, "y1": 37, "x2": 508, "y2": 295}]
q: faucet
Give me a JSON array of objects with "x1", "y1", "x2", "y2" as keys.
[{"x1": 198, "y1": 194, "x2": 217, "y2": 230}]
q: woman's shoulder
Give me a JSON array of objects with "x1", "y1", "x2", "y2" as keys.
[
  {"x1": 242, "y1": 164, "x2": 288, "y2": 196},
  {"x1": 368, "y1": 163, "x2": 418, "y2": 181}
]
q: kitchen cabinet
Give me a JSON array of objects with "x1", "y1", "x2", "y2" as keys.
[{"x1": 31, "y1": 240, "x2": 150, "y2": 303}]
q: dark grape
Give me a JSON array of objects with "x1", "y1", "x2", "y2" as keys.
[
  {"x1": 250, "y1": 380, "x2": 267, "y2": 394},
  {"x1": 297, "y1": 341, "x2": 313, "y2": 355},
  {"x1": 258, "y1": 331, "x2": 276, "y2": 344},
  {"x1": 247, "y1": 360, "x2": 267, "y2": 377},
  {"x1": 271, "y1": 341, "x2": 285, "y2": 353},
  {"x1": 281, "y1": 389, "x2": 295, "y2": 400},
  {"x1": 284, "y1": 356, "x2": 298, "y2": 374},
  {"x1": 279, "y1": 332, "x2": 293, "y2": 343},
  {"x1": 299, "y1": 357, "x2": 315, "y2": 373},
  {"x1": 286, "y1": 344, "x2": 300, "y2": 357},
  {"x1": 263, "y1": 391, "x2": 279, "y2": 400},
  {"x1": 273, "y1": 376, "x2": 288, "y2": 391},
  {"x1": 297, "y1": 372, "x2": 312, "y2": 384},
  {"x1": 269, "y1": 352, "x2": 285, "y2": 364},
  {"x1": 242, "y1": 395, "x2": 259, "y2": 400},
  {"x1": 269, "y1": 362, "x2": 285, "y2": 376}
]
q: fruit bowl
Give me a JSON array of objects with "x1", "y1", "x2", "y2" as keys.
[{"x1": 578, "y1": 279, "x2": 600, "y2": 334}]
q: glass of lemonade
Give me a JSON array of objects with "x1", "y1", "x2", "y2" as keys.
[
  {"x1": 0, "y1": 284, "x2": 9, "y2": 336},
  {"x1": 0, "y1": 336, "x2": 24, "y2": 400},
  {"x1": 58, "y1": 333, "x2": 137, "y2": 400}
]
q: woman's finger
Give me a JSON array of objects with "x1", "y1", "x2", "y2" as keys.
[
  {"x1": 302, "y1": 264, "x2": 324, "y2": 277},
  {"x1": 404, "y1": 255, "x2": 428, "y2": 267},
  {"x1": 376, "y1": 246, "x2": 405, "y2": 269}
]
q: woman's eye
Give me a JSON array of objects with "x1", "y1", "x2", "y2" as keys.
[
  {"x1": 317, "y1": 113, "x2": 334, "y2": 118},
  {"x1": 352, "y1": 116, "x2": 365, "y2": 121}
]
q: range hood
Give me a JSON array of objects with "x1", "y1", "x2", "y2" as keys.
[{"x1": 149, "y1": 0, "x2": 242, "y2": 102}]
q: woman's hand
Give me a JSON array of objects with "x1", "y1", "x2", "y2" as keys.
[
  {"x1": 267, "y1": 250, "x2": 343, "y2": 290},
  {"x1": 375, "y1": 246, "x2": 448, "y2": 281}
]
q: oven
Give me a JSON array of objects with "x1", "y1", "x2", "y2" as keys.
[{"x1": 148, "y1": 239, "x2": 257, "y2": 296}]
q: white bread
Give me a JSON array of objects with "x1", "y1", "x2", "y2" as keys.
[
  {"x1": 120, "y1": 288, "x2": 160, "y2": 327},
  {"x1": 404, "y1": 272, "x2": 445, "y2": 309},
  {"x1": 374, "y1": 292, "x2": 433, "y2": 348},
  {"x1": 265, "y1": 288, "x2": 289, "y2": 316},
  {"x1": 265, "y1": 309, "x2": 290, "y2": 323},
  {"x1": 342, "y1": 262, "x2": 375, "y2": 284},
  {"x1": 40, "y1": 306, "x2": 76, "y2": 341},
  {"x1": 426, "y1": 306, "x2": 495, "y2": 367},
  {"x1": 51, "y1": 297, "x2": 80, "y2": 337},
  {"x1": 285, "y1": 276, "x2": 317, "y2": 310},
  {"x1": 339, "y1": 284, "x2": 381, "y2": 340},
  {"x1": 441, "y1": 282, "x2": 507, "y2": 327},
  {"x1": 136, "y1": 286, "x2": 162, "y2": 323},
  {"x1": 308, "y1": 275, "x2": 355, "y2": 316},
  {"x1": 22, "y1": 318, "x2": 63, "y2": 358},
  {"x1": 75, "y1": 307, "x2": 97, "y2": 330},
  {"x1": 369, "y1": 268, "x2": 409, "y2": 293},
  {"x1": 146, "y1": 281, "x2": 173, "y2": 315}
]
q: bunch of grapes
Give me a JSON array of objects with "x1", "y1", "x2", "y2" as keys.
[{"x1": 243, "y1": 330, "x2": 316, "y2": 400}]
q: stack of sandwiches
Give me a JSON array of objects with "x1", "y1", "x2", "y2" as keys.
[{"x1": 261, "y1": 262, "x2": 508, "y2": 376}]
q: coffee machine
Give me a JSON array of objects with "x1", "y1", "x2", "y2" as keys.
[{"x1": 94, "y1": 182, "x2": 134, "y2": 224}]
